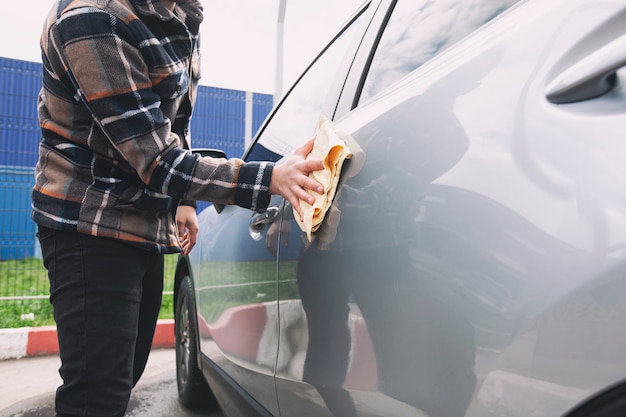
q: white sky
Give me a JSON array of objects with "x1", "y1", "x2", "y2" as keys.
[{"x1": 0, "y1": 0, "x2": 364, "y2": 94}]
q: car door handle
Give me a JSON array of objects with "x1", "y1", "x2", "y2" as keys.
[
  {"x1": 546, "y1": 33, "x2": 626, "y2": 104},
  {"x1": 249, "y1": 206, "x2": 281, "y2": 241}
]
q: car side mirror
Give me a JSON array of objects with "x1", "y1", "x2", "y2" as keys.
[
  {"x1": 191, "y1": 148, "x2": 227, "y2": 159},
  {"x1": 191, "y1": 148, "x2": 227, "y2": 213}
]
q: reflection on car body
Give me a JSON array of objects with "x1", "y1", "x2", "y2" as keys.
[{"x1": 173, "y1": 0, "x2": 626, "y2": 416}]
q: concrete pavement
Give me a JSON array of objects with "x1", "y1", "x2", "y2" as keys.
[
  {"x1": 0, "y1": 347, "x2": 178, "y2": 414},
  {"x1": 0, "y1": 319, "x2": 178, "y2": 413}
]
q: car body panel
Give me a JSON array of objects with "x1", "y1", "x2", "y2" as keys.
[
  {"x1": 181, "y1": 0, "x2": 626, "y2": 416},
  {"x1": 189, "y1": 199, "x2": 281, "y2": 415}
]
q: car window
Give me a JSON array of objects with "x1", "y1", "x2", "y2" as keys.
[
  {"x1": 358, "y1": 0, "x2": 522, "y2": 105},
  {"x1": 246, "y1": 6, "x2": 368, "y2": 162}
]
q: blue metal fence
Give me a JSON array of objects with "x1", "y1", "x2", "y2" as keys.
[
  {"x1": 252, "y1": 92, "x2": 274, "y2": 135},
  {"x1": 0, "y1": 59, "x2": 40, "y2": 169},
  {"x1": 193, "y1": 86, "x2": 247, "y2": 159}
]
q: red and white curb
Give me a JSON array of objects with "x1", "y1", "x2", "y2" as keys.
[{"x1": 0, "y1": 319, "x2": 175, "y2": 361}]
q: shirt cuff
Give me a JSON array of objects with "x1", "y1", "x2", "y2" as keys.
[
  {"x1": 179, "y1": 200, "x2": 197, "y2": 209},
  {"x1": 234, "y1": 161, "x2": 273, "y2": 211}
]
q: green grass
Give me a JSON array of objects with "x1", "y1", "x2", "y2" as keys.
[
  {"x1": 0, "y1": 256, "x2": 301, "y2": 329},
  {"x1": 0, "y1": 255, "x2": 178, "y2": 329},
  {"x1": 191, "y1": 259, "x2": 299, "y2": 322}
]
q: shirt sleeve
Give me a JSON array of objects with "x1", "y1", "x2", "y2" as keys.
[{"x1": 53, "y1": 5, "x2": 272, "y2": 211}]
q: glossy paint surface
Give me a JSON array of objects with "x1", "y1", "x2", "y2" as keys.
[{"x1": 189, "y1": 0, "x2": 626, "y2": 416}]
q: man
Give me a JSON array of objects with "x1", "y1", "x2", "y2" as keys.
[{"x1": 32, "y1": 0, "x2": 323, "y2": 416}]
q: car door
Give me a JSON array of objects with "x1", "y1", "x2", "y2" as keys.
[
  {"x1": 274, "y1": 0, "x2": 526, "y2": 414},
  {"x1": 191, "y1": 188, "x2": 283, "y2": 415},
  {"x1": 189, "y1": 3, "x2": 374, "y2": 415},
  {"x1": 275, "y1": 0, "x2": 626, "y2": 417}
]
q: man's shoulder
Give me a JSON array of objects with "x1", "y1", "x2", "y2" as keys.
[{"x1": 57, "y1": 0, "x2": 136, "y2": 20}]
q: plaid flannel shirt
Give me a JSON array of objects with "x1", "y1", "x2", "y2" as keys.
[{"x1": 32, "y1": 0, "x2": 273, "y2": 253}]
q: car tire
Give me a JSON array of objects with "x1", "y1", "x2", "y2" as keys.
[{"x1": 175, "y1": 275, "x2": 216, "y2": 409}]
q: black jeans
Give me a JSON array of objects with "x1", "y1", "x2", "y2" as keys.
[{"x1": 37, "y1": 226, "x2": 164, "y2": 417}]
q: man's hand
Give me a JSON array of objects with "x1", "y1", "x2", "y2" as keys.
[
  {"x1": 270, "y1": 138, "x2": 324, "y2": 221},
  {"x1": 176, "y1": 205, "x2": 199, "y2": 256}
]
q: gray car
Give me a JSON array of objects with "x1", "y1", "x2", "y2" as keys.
[{"x1": 172, "y1": 0, "x2": 626, "y2": 416}]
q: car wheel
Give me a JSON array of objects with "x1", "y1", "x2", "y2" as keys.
[{"x1": 175, "y1": 275, "x2": 216, "y2": 409}]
